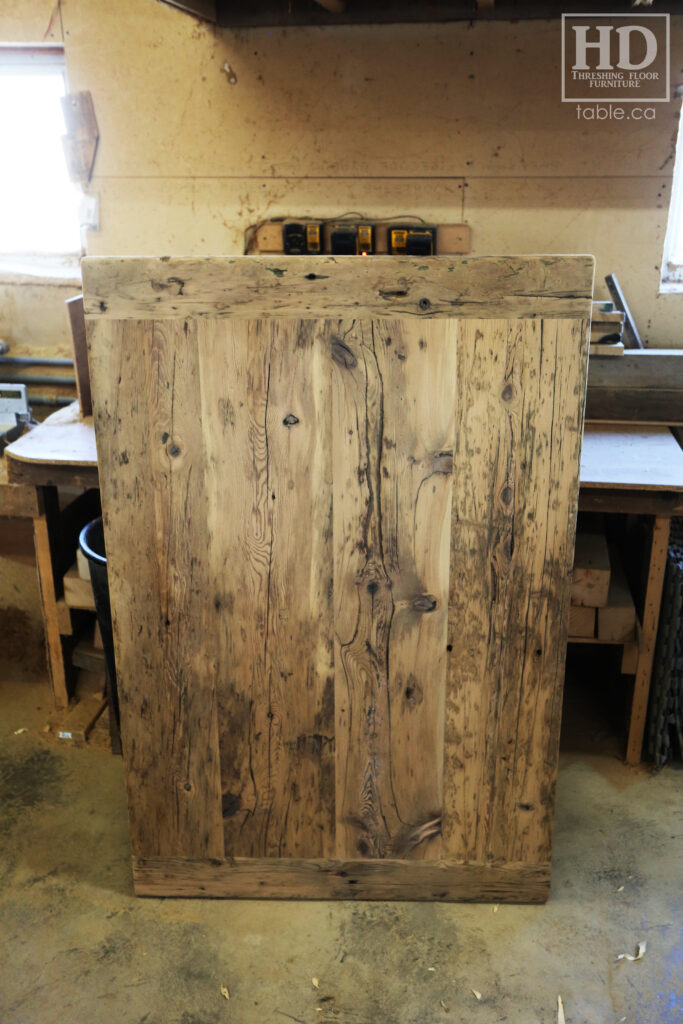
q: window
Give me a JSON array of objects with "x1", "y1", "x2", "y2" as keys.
[
  {"x1": 661, "y1": 100, "x2": 683, "y2": 291},
  {"x1": 0, "y1": 47, "x2": 80, "y2": 255}
]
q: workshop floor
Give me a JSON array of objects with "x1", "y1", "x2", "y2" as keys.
[{"x1": 0, "y1": 661, "x2": 681, "y2": 1024}]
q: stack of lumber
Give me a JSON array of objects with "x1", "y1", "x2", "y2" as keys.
[
  {"x1": 569, "y1": 530, "x2": 636, "y2": 642},
  {"x1": 589, "y1": 301, "x2": 626, "y2": 357}
]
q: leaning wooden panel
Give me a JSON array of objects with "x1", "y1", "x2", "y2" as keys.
[{"x1": 85, "y1": 255, "x2": 593, "y2": 901}]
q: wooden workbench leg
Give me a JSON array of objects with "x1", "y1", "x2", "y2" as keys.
[
  {"x1": 626, "y1": 516, "x2": 670, "y2": 765},
  {"x1": 33, "y1": 486, "x2": 69, "y2": 710}
]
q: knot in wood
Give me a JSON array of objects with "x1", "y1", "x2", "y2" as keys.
[
  {"x1": 418, "y1": 297, "x2": 431, "y2": 311},
  {"x1": 411, "y1": 594, "x2": 438, "y2": 613},
  {"x1": 283, "y1": 413, "x2": 299, "y2": 427},
  {"x1": 331, "y1": 338, "x2": 357, "y2": 370}
]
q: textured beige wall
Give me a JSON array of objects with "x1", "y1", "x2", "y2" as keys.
[
  {"x1": 57, "y1": 0, "x2": 683, "y2": 347},
  {"x1": 0, "y1": 0, "x2": 62, "y2": 42}
]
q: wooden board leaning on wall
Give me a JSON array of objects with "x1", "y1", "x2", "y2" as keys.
[{"x1": 82, "y1": 254, "x2": 593, "y2": 902}]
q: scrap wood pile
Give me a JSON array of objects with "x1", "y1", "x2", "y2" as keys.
[
  {"x1": 569, "y1": 527, "x2": 636, "y2": 644},
  {"x1": 589, "y1": 301, "x2": 626, "y2": 357}
]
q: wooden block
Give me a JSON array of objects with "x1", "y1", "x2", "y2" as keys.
[
  {"x1": 49, "y1": 693, "x2": 106, "y2": 744},
  {"x1": 568, "y1": 604, "x2": 596, "y2": 638},
  {"x1": 571, "y1": 532, "x2": 611, "y2": 607},
  {"x1": 76, "y1": 547, "x2": 90, "y2": 580},
  {"x1": 590, "y1": 342, "x2": 625, "y2": 357},
  {"x1": 63, "y1": 562, "x2": 95, "y2": 610},
  {"x1": 598, "y1": 552, "x2": 637, "y2": 642}
]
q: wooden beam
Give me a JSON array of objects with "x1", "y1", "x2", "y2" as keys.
[
  {"x1": 133, "y1": 856, "x2": 550, "y2": 902},
  {"x1": 626, "y1": 517, "x2": 670, "y2": 764},
  {"x1": 82, "y1": 255, "x2": 595, "y2": 321}
]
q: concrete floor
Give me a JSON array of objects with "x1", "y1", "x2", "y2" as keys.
[{"x1": 0, "y1": 663, "x2": 681, "y2": 1024}]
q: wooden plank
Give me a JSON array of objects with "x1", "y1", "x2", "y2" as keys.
[
  {"x1": 586, "y1": 350, "x2": 683, "y2": 425},
  {"x1": 196, "y1": 318, "x2": 335, "y2": 859},
  {"x1": 33, "y1": 491, "x2": 70, "y2": 709},
  {"x1": 82, "y1": 255, "x2": 595, "y2": 322},
  {"x1": 0, "y1": 460, "x2": 40, "y2": 518},
  {"x1": 571, "y1": 532, "x2": 611, "y2": 608},
  {"x1": 626, "y1": 517, "x2": 670, "y2": 765},
  {"x1": 621, "y1": 641, "x2": 639, "y2": 675},
  {"x1": 443, "y1": 317, "x2": 588, "y2": 866},
  {"x1": 569, "y1": 604, "x2": 595, "y2": 639},
  {"x1": 88, "y1": 318, "x2": 224, "y2": 858},
  {"x1": 66, "y1": 295, "x2": 92, "y2": 416},
  {"x1": 132, "y1": 857, "x2": 550, "y2": 903},
  {"x1": 332, "y1": 319, "x2": 456, "y2": 861},
  {"x1": 50, "y1": 695, "x2": 106, "y2": 744},
  {"x1": 63, "y1": 562, "x2": 95, "y2": 610},
  {"x1": 597, "y1": 551, "x2": 636, "y2": 643},
  {"x1": 578, "y1": 488, "x2": 683, "y2": 517},
  {"x1": 55, "y1": 598, "x2": 72, "y2": 636},
  {"x1": 72, "y1": 639, "x2": 105, "y2": 674},
  {"x1": 580, "y1": 425, "x2": 683, "y2": 492}
]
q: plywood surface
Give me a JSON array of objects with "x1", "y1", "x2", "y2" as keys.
[
  {"x1": 5, "y1": 402, "x2": 97, "y2": 467},
  {"x1": 580, "y1": 424, "x2": 683, "y2": 492},
  {"x1": 86, "y1": 255, "x2": 591, "y2": 901}
]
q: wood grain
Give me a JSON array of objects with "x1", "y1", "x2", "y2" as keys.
[
  {"x1": 82, "y1": 255, "x2": 594, "y2": 321},
  {"x1": 85, "y1": 256, "x2": 591, "y2": 900},
  {"x1": 443, "y1": 318, "x2": 589, "y2": 866},
  {"x1": 332, "y1": 319, "x2": 455, "y2": 861},
  {"x1": 88, "y1": 318, "x2": 224, "y2": 859},
  {"x1": 198, "y1": 318, "x2": 334, "y2": 859},
  {"x1": 132, "y1": 856, "x2": 550, "y2": 902}
]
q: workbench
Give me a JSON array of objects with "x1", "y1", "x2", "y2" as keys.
[{"x1": 3, "y1": 407, "x2": 682, "y2": 764}]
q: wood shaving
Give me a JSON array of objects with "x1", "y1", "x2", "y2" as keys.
[
  {"x1": 557, "y1": 995, "x2": 565, "y2": 1024},
  {"x1": 472, "y1": 989, "x2": 482, "y2": 1001},
  {"x1": 312, "y1": 977, "x2": 320, "y2": 989},
  {"x1": 440, "y1": 999, "x2": 449, "y2": 1011},
  {"x1": 13, "y1": 728, "x2": 27, "y2": 735},
  {"x1": 617, "y1": 941, "x2": 646, "y2": 962},
  {"x1": 427, "y1": 967, "x2": 436, "y2": 972},
  {"x1": 616, "y1": 886, "x2": 624, "y2": 893},
  {"x1": 493, "y1": 905, "x2": 499, "y2": 913},
  {"x1": 220, "y1": 985, "x2": 230, "y2": 1000}
]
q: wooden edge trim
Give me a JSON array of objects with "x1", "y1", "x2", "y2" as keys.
[
  {"x1": 132, "y1": 857, "x2": 550, "y2": 903},
  {"x1": 0, "y1": 482, "x2": 40, "y2": 518},
  {"x1": 578, "y1": 489, "x2": 682, "y2": 515},
  {"x1": 82, "y1": 254, "x2": 595, "y2": 321},
  {"x1": 5, "y1": 457, "x2": 99, "y2": 490}
]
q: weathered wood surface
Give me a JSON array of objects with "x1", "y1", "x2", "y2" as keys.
[
  {"x1": 443, "y1": 319, "x2": 587, "y2": 867},
  {"x1": 82, "y1": 255, "x2": 594, "y2": 321},
  {"x1": 133, "y1": 856, "x2": 550, "y2": 902},
  {"x1": 86, "y1": 255, "x2": 591, "y2": 900}
]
